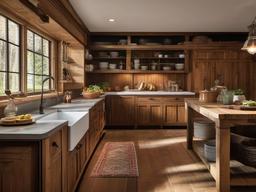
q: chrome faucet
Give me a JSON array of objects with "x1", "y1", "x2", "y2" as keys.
[{"x1": 39, "y1": 76, "x2": 55, "y2": 114}]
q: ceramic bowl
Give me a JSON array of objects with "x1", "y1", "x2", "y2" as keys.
[
  {"x1": 109, "y1": 63, "x2": 117, "y2": 70},
  {"x1": 141, "y1": 66, "x2": 148, "y2": 70},
  {"x1": 110, "y1": 52, "x2": 119, "y2": 58},
  {"x1": 175, "y1": 63, "x2": 184, "y2": 70},
  {"x1": 99, "y1": 62, "x2": 109, "y2": 69}
]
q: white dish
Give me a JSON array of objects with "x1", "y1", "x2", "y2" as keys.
[
  {"x1": 163, "y1": 66, "x2": 171, "y2": 71},
  {"x1": 109, "y1": 63, "x2": 117, "y2": 69},
  {"x1": 99, "y1": 62, "x2": 109, "y2": 69},
  {"x1": 110, "y1": 51, "x2": 119, "y2": 58},
  {"x1": 141, "y1": 66, "x2": 148, "y2": 70},
  {"x1": 175, "y1": 63, "x2": 184, "y2": 70}
]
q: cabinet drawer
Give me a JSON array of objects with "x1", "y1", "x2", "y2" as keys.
[
  {"x1": 137, "y1": 96, "x2": 162, "y2": 103},
  {"x1": 162, "y1": 97, "x2": 184, "y2": 103},
  {"x1": 49, "y1": 130, "x2": 62, "y2": 159}
]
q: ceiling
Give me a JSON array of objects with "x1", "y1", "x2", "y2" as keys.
[{"x1": 69, "y1": 0, "x2": 256, "y2": 32}]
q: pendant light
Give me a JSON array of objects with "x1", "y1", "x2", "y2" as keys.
[{"x1": 242, "y1": 16, "x2": 256, "y2": 55}]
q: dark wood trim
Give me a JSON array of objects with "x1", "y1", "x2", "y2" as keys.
[{"x1": 38, "y1": 0, "x2": 87, "y2": 45}]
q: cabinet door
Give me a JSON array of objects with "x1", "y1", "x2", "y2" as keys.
[
  {"x1": 163, "y1": 104, "x2": 177, "y2": 125},
  {"x1": 136, "y1": 104, "x2": 150, "y2": 125},
  {"x1": 67, "y1": 149, "x2": 79, "y2": 192},
  {"x1": 78, "y1": 136, "x2": 87, "y2": 171},
  {"x1": 177, "y1": 104, "x2": 186, "y2": 123},
  {"x1": 149, "y1": 105, "x2": 162, "y2": 124},
  {"x1": 0, "y1": 143, "x2": 38, "y2": 192},
  {"x1": 110, "y1": 96, "x2": 135, "y2": 125}
]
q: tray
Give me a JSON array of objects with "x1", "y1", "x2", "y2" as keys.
[{"x1": 0, "y1": 119, "x2": 35, "y2": 126}]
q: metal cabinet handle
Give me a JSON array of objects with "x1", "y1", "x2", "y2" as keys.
[{"x1": 52, "y1": 142, "x2": 59, "y2": 148}]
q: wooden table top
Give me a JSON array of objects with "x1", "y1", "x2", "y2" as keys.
[{"x1": 185, "y1": 99, "x2": 256, "y2": 121}]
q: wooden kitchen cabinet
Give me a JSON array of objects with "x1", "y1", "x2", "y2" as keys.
[
  {"x1": 107, "y1": 96, "x2": 191, "y2": 127},
  {"x1": 68, "y1": 99, "x2": 105, "y2": 192},
  {"x1": 0, "y1": 143, "x2": 38, "y2": 192},
  {"x1": 106, "y1": 96, "x2": 135, "y2": 125},
  {"x1": 163, "y1": 104, "x2": 177, "y2": 124},
  {"x1": 0, "y1": 125, "x2": 68, "y2": 192}
]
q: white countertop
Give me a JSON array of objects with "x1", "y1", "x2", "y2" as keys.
[
  {"x1": 0, "y1": 121, "x2": 67, "y2": 140},
  {"x1": 104, "y1": 91, "x2": 196, "y2": 96},
  {"x1": 0, "y1": 98, "x2": 104, "y2": 140}
]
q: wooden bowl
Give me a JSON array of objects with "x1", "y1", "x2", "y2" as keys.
[
  {"x1": 199, "y1": 90, "x2": 218, "y2": 103},
  {"x1": 82, "y1": 92, "x2": 101, "y2": 99}
]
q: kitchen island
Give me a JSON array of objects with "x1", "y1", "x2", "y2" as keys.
[{"x1": 185, "y1": 98, "x2": 256, "y2": 192}]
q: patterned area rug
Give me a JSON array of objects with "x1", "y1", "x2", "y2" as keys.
[{"x1": 91, "y1": 142, "x2": 139, "y2": 177}]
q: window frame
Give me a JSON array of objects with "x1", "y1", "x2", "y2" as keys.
[
  {"x1": 0, "y1": 14, "x2": 22, "y2": 95},
  {"x1": 26, "y1": 29, "x2": 52, "y2": 93}
]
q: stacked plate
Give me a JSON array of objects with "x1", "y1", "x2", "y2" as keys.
[
  {"x1": 194, "y1": 118, "x2": 215, "y2": 140},
  {"x1": 231, "y1": 133, "x2": 256, "y2": 167},
  {"x1": 204, "y1": 140, "x2": 216, "y2": 162}
]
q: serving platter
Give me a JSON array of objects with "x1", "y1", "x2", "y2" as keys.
[{"x1": 0, "y1": 119, "x2": 35, "y2": 126}]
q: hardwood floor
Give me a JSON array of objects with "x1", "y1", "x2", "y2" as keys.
[{"x1": 78, "y1": 129, "x2": 256, "y2": 192}]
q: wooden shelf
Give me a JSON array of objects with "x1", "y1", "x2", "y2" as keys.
[
  {"x1": 90, "y1": 44, "x2": 186, "y2": 51},
  {"x1": 89, "y1": 57, "x2": 126, "y2": 60},
  {"x1": 131, "y1": 57, "x2": 184, "y2": 59},
  {"x1": 193, "y1": 140, "x2": 256, "y2": 186},
  {"x1": 86, "y1": 70, "x2": 187, "y2": 74}
]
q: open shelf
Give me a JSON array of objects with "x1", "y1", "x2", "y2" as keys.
[
  {"x1": 86, "y1": 70, "x2": 187, "y2": 74},
  {"x1": 89, "y1": 57, "x2": 126, "y2": 60},
  {"x1": 89, "y1": 44, "x2": 186, "y2": 51},
  {"x1": 193, "y1": 140, "x2": 256, "y2": 186}
]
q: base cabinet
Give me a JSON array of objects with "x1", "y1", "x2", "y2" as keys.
[
  {"x1": 0, "y1": 125, "x2": 68, "y2": 192},
  {"x1": 106, "y1": 96, "x2": 135, "y2": 125},
  {"x1": 67, "y1": 99, "x2": 105, "y2": 192},
  {"x1": 106, "y1": 95, "x2": 192, "y2": 127}
]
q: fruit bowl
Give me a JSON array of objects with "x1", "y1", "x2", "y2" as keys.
[{"x1": 82, "y1": 92, "x2": 101, "y2": 99}]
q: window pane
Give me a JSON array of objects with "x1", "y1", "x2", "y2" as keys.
[
  {"x1": 27, "y1": 51, "x2": 34, "y2": 73},
  {"x1": 43, "y1": 57, "x2": 49, "y2": 75},
  {"x1": 8, "y1": 20, "x2": 19, "y2": 45},
  {"x1": 9, "y1": 73, "x2": 19, "y2": 92},
  {"x1": 9, "y1": 44, "x2": 19, "y2": 72},
  {"x1": 35, "y1": 34, "x2": 42, "y2": 53},
  {"x1": 0, "y1": 40, "x2": 7, "y2": 71},
  {"x1": 43, "y1": 39, "x2": 49, "y2": 57},
  {"x1": 35, "y1": 75, "x2": 42, "y2": 91},
  {"x1": 0, "y1": 16, "x2": 6, "y2": 40},
  {"x1": 27, "y1": 30, "x2": 34, "y2": 51},
  {"x1": 0, "y1": 72, "x2": 6, "y2": 95},
  {"x1": 27, "y1": 74, "x2": 34, "y2": 92},
  {"x1": 35, "y1": 54, "x2": 42, "y2": 75}
]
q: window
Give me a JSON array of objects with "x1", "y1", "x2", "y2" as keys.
[
  {"x1": 0, "y1": 15, "x2": 20, "y2": 95},
  {"x1": 27, "y1": 30, "x2": 50, "y2": 92}
]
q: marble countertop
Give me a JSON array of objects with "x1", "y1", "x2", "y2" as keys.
[
  {"x1": 0, "y1": 98, "x2": 104, "y2": 140},
  {"x1": 104, "y1": 91, "x2": 196, "y2": 96}
]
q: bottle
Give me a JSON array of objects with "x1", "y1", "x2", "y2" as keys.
[{"x1": 4, "y1": 98, "x2": 17, "y2": 117}]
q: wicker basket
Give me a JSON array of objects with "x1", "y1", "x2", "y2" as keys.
[{"x1": 82, "y1": 92, "x2": 101, "y2": 99}]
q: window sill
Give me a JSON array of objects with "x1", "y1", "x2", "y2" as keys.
[{"x1": 0, "y1": 92, "x2": 63, "y2": 108}]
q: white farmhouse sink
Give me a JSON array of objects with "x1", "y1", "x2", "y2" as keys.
[{"x1": 38, "y1": 111, "x2": 89, "y2": 151}]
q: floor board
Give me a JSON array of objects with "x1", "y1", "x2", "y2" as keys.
[{"x1": 78, "y1": 129, "x2": 256, "y2": 192}]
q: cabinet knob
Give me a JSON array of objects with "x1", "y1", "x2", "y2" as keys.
[{"x1": 52, "y1": 142, "x2": 59, "y2": 148}]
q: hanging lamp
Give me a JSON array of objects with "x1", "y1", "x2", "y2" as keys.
[{"x1": 242, "y1": 16, "x2": 256, "y2": 55}]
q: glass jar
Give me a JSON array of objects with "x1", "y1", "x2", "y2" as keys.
[
  {"x1": 222, "y1": 91, "x2": 234, "y2": 105},
  {"x1": 4, "y1": 98, "x2": 18, "y2": 117}
]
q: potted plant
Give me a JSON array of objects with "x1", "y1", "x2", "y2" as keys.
[{"x1": 233, "y1": 89, "x2": 246, "y2": 104}]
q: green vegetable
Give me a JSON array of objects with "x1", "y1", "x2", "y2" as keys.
[
  {"x1": 234, "y1": 89, "x2": 244, "y2": 95},
  {"x1": 86, "y1": 85, "x2": 103, "y2": 93},
  {"x1": 242, "y1": 100, "x2": 256, "y2": 107}
]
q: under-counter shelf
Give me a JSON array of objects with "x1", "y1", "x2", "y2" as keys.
[{"x1": 193, "y1": 140, "x2": 256, "y2": 186}]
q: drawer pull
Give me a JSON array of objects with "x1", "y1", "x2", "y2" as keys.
[{"x1": 52, "y1": 142, "x2": 59, "y2": 148}]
